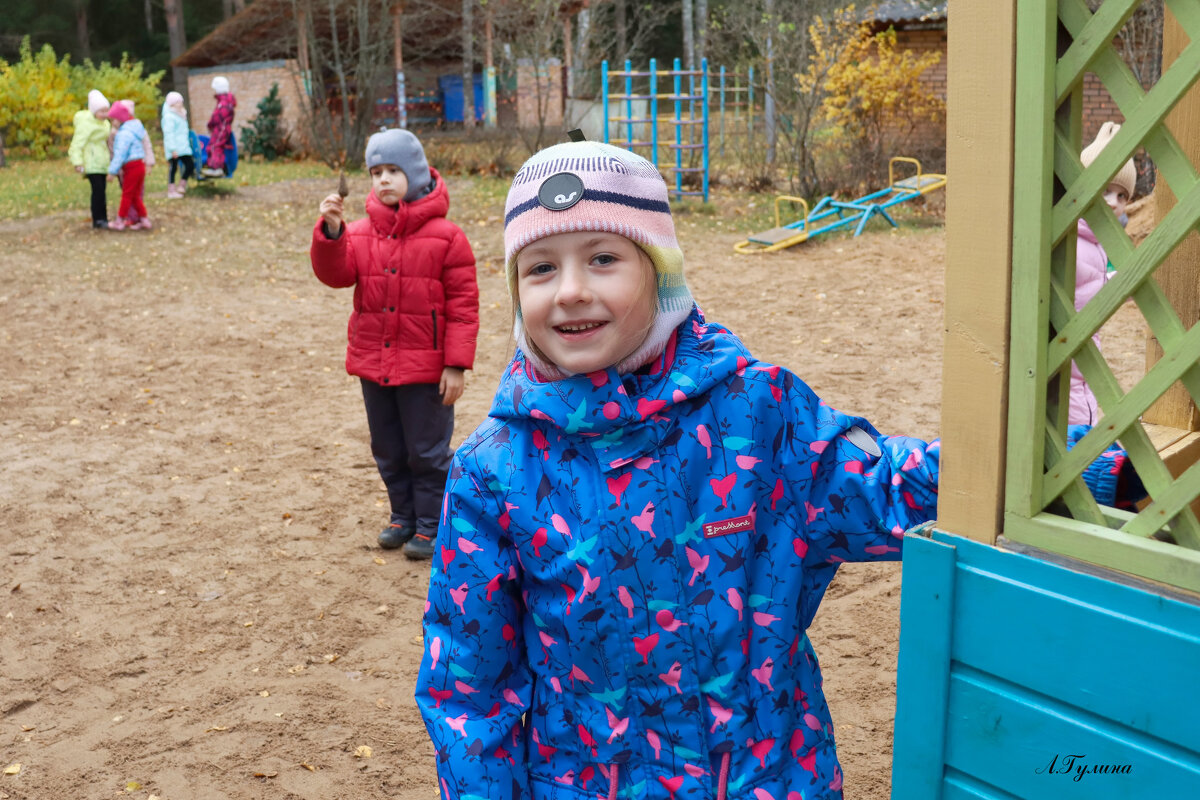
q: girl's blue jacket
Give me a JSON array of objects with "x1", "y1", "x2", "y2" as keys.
[
  {"x1": 108, "y1": 119, "x2": 148, "y2": 174},
  {"x1": 417, "y1": 308, "x2": 939, "y2": 800}
]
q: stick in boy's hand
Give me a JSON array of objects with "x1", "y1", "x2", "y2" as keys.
[{"x1": 319, "y1": 192, "x2": 345, "y2": 235}]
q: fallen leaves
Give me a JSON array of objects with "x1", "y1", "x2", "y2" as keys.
[
  {"x1": 353, "y1": 745, "x2": 372, "y2": 759},
  {"x1": 205, "y1": 725, "x2": 229, "y2": 733},
  {"x1": 3, "y1": 764, "x2": 19, "y2": 775}
]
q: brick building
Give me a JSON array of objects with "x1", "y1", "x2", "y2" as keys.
[
  {"x1": 173, "y1": 0, "x2": 569, "y2": 155},
  {"x1": 186, "y1": 61, "x2": 306, "y2": 149},
  {"x1": 871, "y1": 1, "x2": 1159, "y2": 185}
]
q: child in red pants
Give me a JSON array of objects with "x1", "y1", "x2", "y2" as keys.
[{"x1": 106, "y1": 102, "x2": 152, "y2": 231}]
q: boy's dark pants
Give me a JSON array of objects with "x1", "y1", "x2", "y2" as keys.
[{"x1": 361, "y1": 379, "x2": 453, "y2": 537}]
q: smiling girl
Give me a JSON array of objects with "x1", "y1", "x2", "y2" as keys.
[{"x1": 416, "y1": 140, "x2": 939, "y2": 800}]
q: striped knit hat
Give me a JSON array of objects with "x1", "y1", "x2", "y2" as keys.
[{"x1": 504, "y1": 141, "x2": 694, "y2": 376}]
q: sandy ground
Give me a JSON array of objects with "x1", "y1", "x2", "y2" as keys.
[{"x1": 0, "y1": 177, "x2": 1149, "y2": 799}]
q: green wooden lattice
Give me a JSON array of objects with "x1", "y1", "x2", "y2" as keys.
[{"x1": 1008, "y1": 0, "x2": 1200, "y2": 592}]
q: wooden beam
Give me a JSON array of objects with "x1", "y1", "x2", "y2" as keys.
[
  {"x1": 938, "y1": 0, "x2": 1018, "y2": 544},
  {"x1": 1144, "y1": 7, "x2": 1200, "y2": 430},
  {"x1": 393, "y1": 1, "x2": 406, "y2": 129}
]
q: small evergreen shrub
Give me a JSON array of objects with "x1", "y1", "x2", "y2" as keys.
[{"x1": 240, "y1": 83, "x2": 290, "y2": 161}]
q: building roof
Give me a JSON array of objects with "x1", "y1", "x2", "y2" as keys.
[
  {"x1": 174, "y1": 0, "x2": 590, "y2": 69},
  {"x1": 872, "y1": 1, "x2": 948, "y2": 25}
]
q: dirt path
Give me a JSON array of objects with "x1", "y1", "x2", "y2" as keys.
[{"x1": 0, "y1": 177, "x2": 1148, "y2": 799}]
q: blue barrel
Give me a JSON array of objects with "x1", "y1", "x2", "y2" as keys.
[{"x1": 439, "y1": 73, "x2": 484, "y2": 123}]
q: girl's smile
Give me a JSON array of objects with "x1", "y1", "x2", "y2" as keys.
[{"x1": 517, "y1": 231, "x2": 656, "y2": 375}]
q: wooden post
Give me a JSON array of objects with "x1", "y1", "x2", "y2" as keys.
[
  {"x1": 563, "y1": 14, "x2": 573, "y2": 100},
  {"x1": 484, "y1": 6, "x2": 497, "y2": 128},
  {"x1": 393, "y1": 2, "x2": 407, "y2": 129},
  {"x1": 938, "y1": 0, "x2": 1018, "y2": 543},
  {"x1": 1143, "y1": 7, "x2": 1200, "y2": 430},
  {"x1": 296, "y1": 3, "x2": 311, "y2": 97}
]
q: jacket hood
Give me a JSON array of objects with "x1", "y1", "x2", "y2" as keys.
[
  {"x1": 363, "y1": 167, "x2": 449, "y2": 238},
  {"x1": 1078, "y1": 217, "x2": 1099, "y2": 245},
  {"x1": 489, "y1": 306, "x2": 754, "y2": 445},
  {"x1": 117, "y1": 119, "x2": 147, "y2": 139}
]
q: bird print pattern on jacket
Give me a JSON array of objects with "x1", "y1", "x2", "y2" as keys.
[{"x1": 417, "y1": 307, "x2": 939, "y2": 800}]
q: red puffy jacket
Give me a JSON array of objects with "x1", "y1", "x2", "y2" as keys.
[{"x1": 311, "y1": 169, "x2": 479, "y2": 386}]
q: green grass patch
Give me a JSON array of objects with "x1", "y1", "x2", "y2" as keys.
[{"x1": 0, "y1": 156, "x2": 337, "y2": 220}]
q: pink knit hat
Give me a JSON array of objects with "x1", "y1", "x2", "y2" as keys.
[
  {"x1": 504, "y1": 140, "x2": 694, "y2": 377},
  {"x1": 107, "y1": 102, "x2": 133, "y2": 124}
]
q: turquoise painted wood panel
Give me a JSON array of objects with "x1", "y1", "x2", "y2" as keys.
[
  {"x1": 892, "y1": 532, "x2": 1200, "y2": 800},
  {"x1": 945, "y1": 670, "x2": 1198, "y2": 797},
  {"x1": 950, "y1": 562, "x2": 1200, "y2": 744}
]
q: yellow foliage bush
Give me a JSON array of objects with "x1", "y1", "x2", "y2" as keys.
[
  {"x1": 73, "y1": 55, "x2": 165, "y2": 128},
  {"x1": 0, "y1": 37, "x2": 164, "y2": 159},
  {"x1": 0, "y1": 39, "x2": 76, "y2": 158},
  {"x1": 814, "y1": 17, "x2": 945, "y2": 186}
]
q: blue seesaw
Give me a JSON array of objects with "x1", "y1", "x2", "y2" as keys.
[
  {"x1": 189, "y1": 130, "x2": 239, "y2": 179},
  {"x1": 734, "y1": 156, "x2": 946, "y2": 254}
]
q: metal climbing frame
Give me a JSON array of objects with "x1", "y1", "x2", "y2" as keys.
[
  {"x1": 713, "y1": 65, "x2": 754, "y2": 158},
  {"x1": 602, "y1": 59, "x2": 710, "y2": 202}
]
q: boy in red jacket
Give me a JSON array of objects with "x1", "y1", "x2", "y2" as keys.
[{"x1": 311, "y1": 129, "x2": 479, "y2": 559}]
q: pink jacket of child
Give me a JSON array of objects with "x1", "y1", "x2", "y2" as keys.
[{"x1": 1070, "y1": 219, "x2": 1110, "y2": 425}]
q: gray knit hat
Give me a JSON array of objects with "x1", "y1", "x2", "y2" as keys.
[{"x1": 365, "y1": 129, "x2": 432, "y2": 202}]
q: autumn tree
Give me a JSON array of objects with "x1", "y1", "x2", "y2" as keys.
[
  {"x1": 818, "y1": 20, "x2": 944, "y2": 187},
  {"x1": 707, "y1": 0, "x2": 846, "y2": 195},
  {"x1": 294, "y1": 0, "x2": 397, "y2": 168}
]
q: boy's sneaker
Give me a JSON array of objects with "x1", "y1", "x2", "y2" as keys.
[
  {"x1": 378, "y1": 523, "x2": 415, "y2": 550},
  {"x1": 92, "y1": 220, "x2": 108, "y2": 229},
  {"x1": 403, "y1": 532, "x2": 436, "y2": 561},
  {"x1": 201, "y1": 166, "x2": 225, "y2": 178}
]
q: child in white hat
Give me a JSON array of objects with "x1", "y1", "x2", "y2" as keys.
[
  {"x1": 161, "y1": 91, "x2": 194, "y2": 198},
  {"x1": 68, "y1": 90, "x2": 112, "y2": 228},
  {"x1": 1070, "y1": 121, "x2": 1137, "y2": 425},
  {"x1": 202, "y1": 76, "x2": 236, "y2": 177}
]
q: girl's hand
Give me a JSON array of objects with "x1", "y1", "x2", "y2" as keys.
[
  {"x1": 439, "y1": 367, "x2": 465, "y2": 406},
  {"x1": 319, "y1": 193, "x2": 344, "y2": 234},
  {"x1": 106, "y1": 174, "x2": 116, "y2": 183},
  {"x1": 75, "y1": 165, "x2": 84, "y2": 174}
]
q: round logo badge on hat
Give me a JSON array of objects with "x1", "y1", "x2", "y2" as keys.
[{"x1": 538, "y1": 172, "x2": 585, "y2": 211}]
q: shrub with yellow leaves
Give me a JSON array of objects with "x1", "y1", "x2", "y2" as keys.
[
  {"x1": 817, "y1": 21, "x2": 945, "y2": 189},
  {"x1": 0, "y1": 39, "x2": 76, "y2": 159},
  {"x1": 0, "y1": 37, "x2": 164, "y2": 160}
]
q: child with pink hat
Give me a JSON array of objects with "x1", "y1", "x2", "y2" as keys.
[{"x1": 106, "y1": 102, "x2": 153, "y2": 231}]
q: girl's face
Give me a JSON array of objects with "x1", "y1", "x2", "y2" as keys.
[
  {"x1": 370, "y1": 164, "x2": 408, "y2": 205},
  {"x1": 516, "y1": 231, "x2": 656, "y2": 375},
  {"x1": 1103, "y1": 182, "x2": 1129, "y2": 218},
  {"x1": 95, "y1": 108, "x2": 109, "y2": 121}
]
